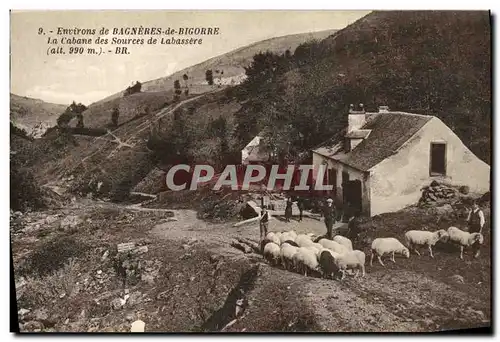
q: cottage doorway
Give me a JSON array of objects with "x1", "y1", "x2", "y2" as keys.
[{"x1": 343, "y1": 179, "x2": 362, "y2": 218}]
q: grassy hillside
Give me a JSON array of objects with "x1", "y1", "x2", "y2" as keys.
[
  {"x1": 17, "y1": 11, "x2": 491, "y2": 202},
  {"x1": 234, "y1": 10, "x2": 491, "y2": 164},
  {"x1": 91, "y1": 29, "x2": 337, "y2": 106},
  {"x1": 15, "y1": 29, "x2": 337, "y2": 198},
  {"x1": 68, "y1": 91, "x2": 172, "y2": 129},
  {"x1": 10, "y1": 94, "x2": 67, "y2": 136}
]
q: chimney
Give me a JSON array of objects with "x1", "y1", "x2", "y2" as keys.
[
  {"x1": 378, "y1": 105, "x2": 390, "y2": 113},
  {"x1": 347, "y1": 102, "x2": 366, "y2": 133}
]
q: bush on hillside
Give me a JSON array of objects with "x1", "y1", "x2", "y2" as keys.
[
  {"x1": 10, "y1": 122, "x2": 31, "y2": 140},
  {"x1": 10, "y1": 159, "x2": 46, "y2": 212},
  {"x1": 124, "y1": 81, "x2": 142, "y2": 96}
]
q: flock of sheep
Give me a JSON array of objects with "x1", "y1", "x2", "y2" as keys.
[{"x1": 261, "y1": 226, "x2": 485, "y2": 280}]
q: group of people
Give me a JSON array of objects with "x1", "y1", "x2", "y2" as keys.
[
  {"x1": 259, "y1": 196, "x2": 340, "y2": 241},
  {"x1": 259, "y1": 195, "x2": 486, "y2": 246},
  {"x1": 258, "y1": 196, "x2": 304, "y2": 241}
]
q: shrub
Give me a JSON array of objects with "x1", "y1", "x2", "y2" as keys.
[
  {"x1": 20, "y1": 258, "x2": 80, "y2": 308},
  {"x1": 10, "y1": 160, "x2": 45, "y2": 212},
  {"x1": 20, "y1": 236, "x2": 90, "y2": 277}
]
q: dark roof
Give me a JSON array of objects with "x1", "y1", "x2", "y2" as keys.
[{"x1": 313, "y1": 112, "x2": 434, "y2": 171}]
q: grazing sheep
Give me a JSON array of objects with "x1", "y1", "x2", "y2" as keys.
[
  {"x1": 335, "y1": 250, "x2": 366, "y2": 280},
  {"x1": 292, "y1": 247, "x2": 320, "y2": 277},
  {"x1": 279, "y1": 231, "x2": 295, "y2": 244},
  {"x1": 310, "y1": 242, "x2": 324, "y2": 252},
  {"x1": 263, "y1": 242, "x2": 281, "y2": 266},
  {"x1": 319, "y1": 249, "x2": 339, "y2": 280},
  {"x1": 283, "y1": 240, "x2": 299, "y2": 247},
  {"x1": 446, "y1": 226, "x2": 484, "y2": 260},
  {"x1": 286, "y1": 230, "x2": 298, "y2": 240},
  {"x1": 303, "y1": 243, "x2": 324, "y2": 258},
  {"x1": 306, "y1": 232, "x2": 316, "y2": 239},
  {"x1": 260, "y1": 238, "x2": 272, "y2": 254},
  {"x1": 333, "y1": 235, "x2": 353, "y2": 251},
  {"x1": 404, "y1": 229, "x2": 448, "y2": 258},
  {"x1": 313, "y1": 235, "x2": 326, "y2": 243},
  {"x1": 370, "y1": 237, "x2": 410, "y2": 267},
  {"x1": 280, "y1": 243, "x2": 299, "y2": 271},
  {"x1": 318, "y1": 238, "x2": 349, "y2": 255},
  {"x1": 295, "y1": 234, "x2": 315, "y2": 247},
  {"x1": 265, "y1": 232, "x2": 281, "y2": 246}
]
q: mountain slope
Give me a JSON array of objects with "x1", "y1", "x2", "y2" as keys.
[
  {"x1": 20, "y1": 11, "x2": 492, "y2": 200},
  {"x1": 10, "y1": 94, "x2": 67, "y2": 138},
  {"x1": 238, "y1": 10, "x2": 491, "y2": 164},
  {"x1": 75, "y1": 29, "x2": 337, "y2": 130},
  {"x1": 92, "y1": 29, "x2": 337, "y2": 105}
]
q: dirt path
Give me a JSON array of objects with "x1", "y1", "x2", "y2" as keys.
[
  {"x1": 12, "y1": 199, "x2": 490, "y2": 332},
  {"x1": 149, "y1": 207, "x2": 490, "y2": 332}
]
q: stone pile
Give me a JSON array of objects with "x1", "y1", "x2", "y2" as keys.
[{"x1": 419, "y1": 181, "x2": 458, "y2": 205}]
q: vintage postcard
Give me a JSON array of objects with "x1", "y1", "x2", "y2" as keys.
[{"x1": 10, "y1": 10, "x2": 491, "y2": 333}]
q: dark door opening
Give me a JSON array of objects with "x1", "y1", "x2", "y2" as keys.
[
  {"x1": 341, "y1": 171, "x2": 350, "y2": 205},
  {"x1": 343, "y1": 179, "x2": 362, "y2": 220},
  {"x1": 430, "y1": 143, "x2": 446, "y2": 176}
]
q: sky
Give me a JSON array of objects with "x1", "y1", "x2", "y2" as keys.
[{"x1": 10, "y1": 10, "x2": 370, "y2": 105}]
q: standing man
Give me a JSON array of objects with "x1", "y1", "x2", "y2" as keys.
[
  {"x1": 260, "y1": 206, "x2": 271, "y2": 241},
  {"x1": 284, "y1": 197, "x2": 293, "y2": 223},
  {"x1": 323, "y1": 198, "x2": 336, "y2": 239},
  {"x1": 467, "y1": 200, "x2": 485, "y2": 234},
  {"x1": 466, "y1": 200, "x2": 485, "y2": 258},
  {"x1": 296, "y1": 196, "x2": 305, "y2": 222}
]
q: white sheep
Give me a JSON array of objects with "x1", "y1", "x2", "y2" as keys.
[
  {"x1": 286, "y1": 230, "x2": 298, "y2": 240},
  {"x1": 265, "y1": 232, "x2": 281, "y2": 246},
  {"x1": 292, "y1": 247, "x2": 320, "y2": 277},
  {"x1": 335, "y1": 250, "x2": 366, "y2": 280},
  {"x1": 333, "y1": 235, "x2": 353, "y2": 251},
  {"x1": 446, "y1": 226, "x2": 484, "y2": 260},
  {"x1": 318, "y1": 238, "x2": 349, "y2": 255},
  {"x1": 295, "y1": 234, "x2": 315, "y2": 247},
  {"x1": 263, "y1": 242, "x2": 281, "y2": 266},
  {"x1": 280, "y1": 243, "x2": 299, "y2": 271},
  {"x1": 404, "y1": 229, "x2": 448, "y2": 258},
  {"x1": 303, "y1": 243, "x2": 325, "y2": 258},
  {"x1": 370, "y1": 237, "x2": 410, "y2": 267},
  {"x1": 279, "y1": 231, "x2": 296, "y2": 244}
]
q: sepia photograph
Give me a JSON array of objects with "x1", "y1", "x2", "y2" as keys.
[{"x1": 9, "y1": 9, "x2": 492, "y2": 333}]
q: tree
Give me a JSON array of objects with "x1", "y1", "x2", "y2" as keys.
[
  {"x1": 76, "y1": 113, "x2": 84, "y2": 128},
  {"x1": 174, "y1": 79, "x2": 182, "y2": 102},
  {"x1": 111, "y1": 107, "x2": 119, "y2": 127},
  {"x1": 182, "y1": 74, "x2": 189, "y2": 96},
  {"x1": 124, "y1": 81, "x2": 142, "y2": 96},
  {"x1": 293, "y1": 39, "x2": 320, "y2": 67},
  {"x1": 242, "y1": 52, "x2": 289, "y2": 91},
  {"x1": 10, "y1": 121, "x2": 30, "y2": 139},
  {"x1": 205, "y1": 70, "x2": 214, "y2": 85},
  {"x1": 57, "y1": 101, "x2": 87, "y2": 127}
]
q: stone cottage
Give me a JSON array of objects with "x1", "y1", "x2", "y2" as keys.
[{"x1": 312, "y1": 104, "x2": 490, "y2": 216}]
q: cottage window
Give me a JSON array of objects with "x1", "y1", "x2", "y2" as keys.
[
  {"x1": 327, "y1": 168, "x2": 337, "y2": 189},
  {"x1": 342, "y1": 171, "x2": 350, "y2": 185},
  {"x1": 430, "y1": 142, "x2": 447, "y2": 176}
]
